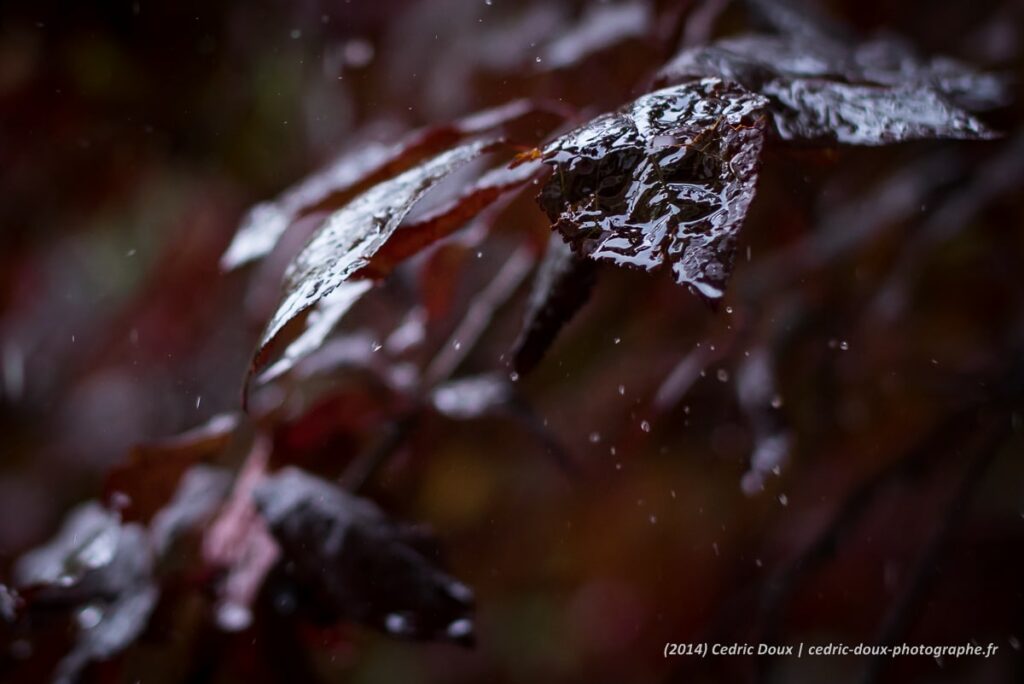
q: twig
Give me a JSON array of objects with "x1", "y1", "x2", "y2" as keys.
[
  {"x1": 340, "y1": 413, "x2": 418, "y2": 493},
  {"x1": 342, "y1": 244, "x2": 536, "y2": 493},
  {"x1": 754, "y1": 401, "x2": 995, "y2": 683},
  {"x1": 861, "y1": 415, "x2": 1011, "y2": 684}
]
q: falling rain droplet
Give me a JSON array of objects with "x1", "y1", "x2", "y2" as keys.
[
  {"x1": 771, "y1": 395, "x2": 783, "y2": 409},
  {"x1": 778, "y1": 493, "x2": 789, "y2": 506},
  {"x1": 217, "y1": 603, "x2": 253, "y2": 632},
  {"x1": 716, "y1": 369, "x2": 729, "y2": 382},
  {"x1": 617, "y1": 384, "x2": 625, "y2": 396},
  {"x1": 839, "y1": 340, "x2": 849, "y2": 351},
  {"x1": 385, "y1": 613, "x2": 410, "y2": 635},
  {"x1": 77, "y1": 605, "x2": 103, "y2": 630},
  {"x1": 588, "y1": 432, "x2": 601, "y2": 443},
  {"x1": 640, "y1": 420, "x2": 651, "y2": 433}
]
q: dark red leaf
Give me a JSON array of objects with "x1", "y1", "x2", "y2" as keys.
[
  {"x1": 104, "y1": 413, "x2": 241, "y2": 523},
  {"x1": 253, "y1": 467, "x2": 475, "y2": 645},
  {"x1": 221, "y1": 100, "x2": 568, "y2": 271},
  {"x1": 537, "y1": 78, "x2": 769, "y2": 299},
  {"x1": 656, "y1": 34, "x2": 1001, "y2": 145}
]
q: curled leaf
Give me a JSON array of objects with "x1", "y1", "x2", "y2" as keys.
[
  {"x1": 221, "y1": 100, "x2": 567, "y2": 271},
  {"x1": 762, "y1": 78, "x2": 996, "y2": 145},
  {"x1": 537, "y1": 78, "x2": 768, "y2": 298},
  {"x1": 253, "y1": 467, "x2": 474, "y2": 645},
  {"x1": 657, "y1": 34, "x2": 1001, "y2": 145},
  {"x1": 251, "y1": 139, "x2": 498, "y2": 386}
]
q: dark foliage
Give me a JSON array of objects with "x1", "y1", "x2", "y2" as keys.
[{"x1": 1, "y1": 0, "x2": 1022, "y2": 682}]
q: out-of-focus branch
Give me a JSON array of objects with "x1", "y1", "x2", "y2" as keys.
[{"x1": 861, "y1": 414, "x2": 1011, "y2": 684}]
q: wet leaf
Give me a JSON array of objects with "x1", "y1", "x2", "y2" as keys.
[
  {"x1": 149, "y1": 465, "x2": 233, "y2": 558},
  {"x1": 537, "y1": 78, "x2": 769, "y2": 299},
  {"x1": 253, "y1": 467, "x2": 474, "y2": 645},
  {"x1": 104, "y1": 413, "x2": 240, "y2": 523},
  {"x1": 12, "y1": 503, "x2": 158, "y2": 684},
  {"x1": 537, "y1": 2, "x2": 652, "y2": 71},
  {"x1": 249, "y1": 140, "x2": 497, "y2": 388},
  {"x1": 763, "y1": 79, "x2": 996, "y2": 145},
  {"x1": 360, "y1": 159, "x2": 544, "y2": 279},
  {"x1": 657, "y1": 34, "x2": 1001, "y2": 145},
  {"x1": 511, "y1": 234, "x2": 597, "y2": 375},
  {"x1": 221, "y1": 100, "x2": 567, "y2": 271}
]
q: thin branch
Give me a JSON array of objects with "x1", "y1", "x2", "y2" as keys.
[
  {"x1": 754, "y1": 401, "x2": 996, "y2": 683},
  {"x1": 861, "y1": 415, "x2": 1010, "y2": 684}
]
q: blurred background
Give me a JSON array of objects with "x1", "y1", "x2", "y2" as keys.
[{"x1": 1, "y1": 0, "x2": 1023, "y2": 682}]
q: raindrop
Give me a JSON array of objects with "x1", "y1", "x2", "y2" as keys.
[
  {"x1": 613, "y1": 336, "x2": 621, "y2": 344},
  {"x1": 716, "y1": 368, "x2": 729, "y2": 382},
  {"x1": 617, "y1": 384, "x2": 626, "y2": 396},
  {"x1": 509, "y1": 371, "x2": 520, "y2": 382},
  {"x1": 535, "y1": 56, "x2": 543, "y2": 63},
  {"x1": 342, "y1": 38, "x2": 375, "y2": 68},
  {"x1": 588, "y1": 432, "x2": 601, "y2": 443},
  {"x1": 109, "y1": 491, "x2": 131, "y2": 511},
  {"x1": 725, "y1": 306, "x2": 733, "y2": 314},
  {"x1": 77, "y1": 605, "x2": 103, "y2": 630},
  {"x1": 385, "y1": 613, "x2": 410, "y2": 634},
  {"x1": 771, "y1": 395, "x2": 783, "y2": 409},
  {"x1": 447, "y1": 618, "x2": 473, "y2": 639},
  {"x1": 640, "y1": 420, "x2": 651, "y2": 433},
  {"x1": 195, "y1": 395, "x2": 202, "y2": 409},
  {"x1": 778, "y1": 493, "x2": 789, "y2": 506},
  {"x1": 217, "y1": 602, "x2": 252, "y2": 632},
  {"x1": 453, "y1": 340, "x2": 462, "y2": 350},
  {"x1": 649, "y1": 514, "x2": 657, "y2": 524},
  {"x1": 839, "y1": 340, "x2": 849, "y2": 351}
]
